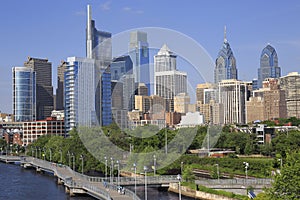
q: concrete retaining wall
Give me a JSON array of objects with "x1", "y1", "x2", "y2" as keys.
[{"x1": 168, "y1": 183, "x2": 237, "y2": 200}]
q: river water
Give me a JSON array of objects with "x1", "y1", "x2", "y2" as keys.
[{"x1": 0, "y1": 162, "x2": 194, "y2": 200}]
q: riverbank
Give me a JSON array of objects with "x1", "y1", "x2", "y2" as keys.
[
  {"x1": 0, "y1": 160, "x2": 194, "y2": 200},
  {"x1": 168, "y1": 183, "x2": 247, "y2": 200}
]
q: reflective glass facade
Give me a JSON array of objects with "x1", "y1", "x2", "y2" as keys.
[
  {"x1": 258, "y1": 44, "x2": 281, "y2": 88},
  {"x1": 129, "y1": 31, "x2": 150, "y2": 93},
  {"x1": 101, "y1": 68, "x2": 112, "y2": 126},
  {"x1": 214, "y1": 38, "x2": 237, "y2": 84},
  {"x1": 13, "y1": 67, "x2": 36, "y2": 122},
  {"x1": 64, "y1": 57, "x2": 99, "y2": 132}
]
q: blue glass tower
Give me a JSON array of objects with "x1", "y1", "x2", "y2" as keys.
[
  {"x1": 101, "y1": 67, "x2": 112, "y2": 126},
  {"x1": 12, "y1": 67, "x2": 36, "y2": 122},
  {"x1": 214, "y1": 27, "x2": 237, "y2": 84},
  {"x1": 86, "y1": 5, "x2": 112, "y2": 127},
  {"x1": 129, "y1": 31, "x2": 150, "y2": 94},
  {"x1": 64, "y1": 57, "x2": 99, "y2": 133},
  {"x1": 258, "y1": 44, "x2": 280, "y2": 88},
  {"x1": 111, "y1": 55, "x2": 133, "y2": 81}
]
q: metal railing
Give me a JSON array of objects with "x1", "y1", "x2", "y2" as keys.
[{"x1": 21, "y1": 156, "x2": 141, "y2": 200}]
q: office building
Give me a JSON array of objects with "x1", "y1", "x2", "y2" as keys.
[
  {"x1": 280, "y1": 72, "x2": 300, "y2": 118},
  {"x1": 111, "y1": 55, "x2": 133, "y2": 81},
  {"x1": 218, "y1": 79, "x2": 247, "y2": 124},
  {"x1": 101, "y1": 67, "x2": 112, "y2": 126},
  {"x1": 174, "y1": 93, "x2": 190, "y2": 114},
  {"x1": 56, "y1": 61, "x2": 67, "y2": 110},
  {"x1": 129, "y1": 31, "x2": 150, "y2": 89},
  {"x1": 135, "y1": 83, "x2": 148, "y2": 96},
  {"x1": 258, "y1": 44, "x2": 281, "y2": 88},
  {"x1": 154, "y1": 44, "x2": 187, "y2": 112},
  {"x1": 24, "y1": 57, "x2": 53, "y2": 120},
  {"x1": 86, "y1": 5, "x2": 112, "y2": 127},
  {"x1": 64, "y1": 57, "x2": 100, "y2": 132},
  {"x1": 214, "y1": 27, "x2": 237, "y2": 84},
  {"x1": 86, "y1": 5, "x2": 112, "y2": 68},
  {"x1": 12, "y1": 67, "x2": 36, "y2": 122},
  {"x1": 22, "y1": 117, "x2": 64, "y2": 146}
]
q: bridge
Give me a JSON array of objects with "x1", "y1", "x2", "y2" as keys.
[{"x1": 0, "y1": 156, "x2": 141, "y2": 200}]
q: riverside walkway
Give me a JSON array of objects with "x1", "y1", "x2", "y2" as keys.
[
  {"x1": 0, "y1": 155, "x2": 22, "y2": 163},
  {"x1": 17, "y1": 156, "x2": 140, "y2": 200}
]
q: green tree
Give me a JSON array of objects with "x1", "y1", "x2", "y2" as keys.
[
  {"x1": 182, "y1": 166, "x2": 195, "y2": 182},
  {"x1": 268, "y1": 151, "x2": 300, "y2": 199}
]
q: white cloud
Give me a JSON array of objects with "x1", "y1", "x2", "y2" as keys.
[
  {"x1": 100, "y1": 1, "x2": 111, "y2": 11},
  {"x1": 122, "y1": 6, "x2": 144, "y2": 14},
  {"x1": 123, "y1": 7, "x2": 131, "y2": 11}
]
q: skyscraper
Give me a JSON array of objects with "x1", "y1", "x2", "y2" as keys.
[
  {"x1": 218, "y1": 79, "x2": 247, "y2": 124},
  {"x1": 110, "y1": 55, "x2": 133, "y2": 81},
  {"x1": 56, "y1": 61, "x2": 67, "y2": 110},
  {"x1": 258, "y1": 44, "x2": 281, "y2": 88},
  {"x1": 101, "y1": 67, "x2": 112, "y2": 126},
  {"x1": 86, "y1": 5, "x2": 112, "y2": 127},
  {"x1": 12, "y1": 67, "x2": 36, "y2": 122},
  {"x1": 214, "y1": 27, "x2": 237, "y2": 84},
  {"x1": 86, "y1": 5, "x2": 112, "y2": 67},
  {"x1": 280, "y1": 72, "x2": 300, "y2": 118},
  {"x1": 24, "y1": 57, "x2": 53, "y2": 120},
  {"x1": 129, "y1": 31, "x2": 150, "y2": 89},
  {"x1": 154, "y1": 44, "x2": 187, "y2": 111},
  {"x1": 64, "y1": 57, "x2": 100, "y2": 132}
]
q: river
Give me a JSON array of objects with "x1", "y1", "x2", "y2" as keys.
[{"x1": 0, "y1": 162, "x2": 194, "y2": 200}]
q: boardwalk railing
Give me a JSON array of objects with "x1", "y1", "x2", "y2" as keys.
[
  {"x1": 21, "y1": 156, "x2": 141, "y2": 200},
  {"x1": 195, "y1": 178, "x2": 273, "y2": 189}
]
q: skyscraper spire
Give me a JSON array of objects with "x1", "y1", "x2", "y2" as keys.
[
  {"x1": 86, "y1": 4, "x2": 92, "y2": 58},
  {"x1": 224, "y1": 25, "x2": 227, "y2": 43}
]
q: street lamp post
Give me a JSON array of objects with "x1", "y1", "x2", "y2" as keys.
[
  {"x1": 35, "y1": 147, "x2": 38, "y2": 158},
  {"x1": 67, "y1": 151, "x2": 71, "y2": 167},
  {"x1": 177, "y1": 174, "x2": 182, "y2": 200},
  {"x1": 133, "y1": 163, "x2": 137, "y2": 197},
  {"x1": 215, "y1": 164, "x2": 220, "y2": 182},
  {"x1": 181, "y1": 161, "x2": 183, "y2": 175},
  {"x1": 104, "y1": 156, "x2": 108, "y2": 181},
  {"x1": 144, "y1": 166, "x2": 148, "y2": 200},
  {"x1": 153, "y1": 155, "x2": 156, "y2": 176},
  {"x1": 49, "y1": 148, "x2": 52, "y2": 162},
  {"x1": 117, "y1": 160, "x2": 120, "y2": 187},
  {"x1": 278, "y1": 158, "x2": 283, "y2": 169},
  {"x1": 110, "y1": 157, "x2": 114, "y2": 183},
  {"x1": 72, "y1": 153, "x2": 75, "y2": 171},
  {"x1": 42, "y1": 148, "x2": 46, "y2": 160},
  {"x1": 243, "y1": 162, "x2": 249, "y2": 179},
  {"x1": 59, "y1": 149, "x2": 62, "y2": 164},
  {"x1": 80, "y1": 155, "x2": 84, "y2": 174}
]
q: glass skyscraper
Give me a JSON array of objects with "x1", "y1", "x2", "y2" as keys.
[
  {"x1": 101, "y1": 67, "x2": 112, "y2": 126},
  {"x1": 258, "y1": 44, "x2": 281, "y2": 88},
  {"x1": 64, "y1": 57, "x2": 100, "y2": 133},
  {"x1": 214, "y1": 27, "x2": 237, "y2": 84},
  {"x1": 12, "y1": 67, "x2": 36, "y2": 122},
  {"x1": 85, "y1": 5, "x2": 112, "y2": 127},
  {"x1": 129, "y1": 31, "x2": 150, "y2": 93}
]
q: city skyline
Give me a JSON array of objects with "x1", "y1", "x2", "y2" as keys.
[{"x1": 1, "y1": 1, "x2": 300, "y2": 113}]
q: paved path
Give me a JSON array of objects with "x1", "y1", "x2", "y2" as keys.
[{"x1": 22, "y1": 157, "x2": 138, "y2": 200}]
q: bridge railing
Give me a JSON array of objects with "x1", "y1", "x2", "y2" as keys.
[
  {"x1": 22, "y1": 157, "x2": 141, "y2": 200},
  {"x1": 195, "y1": 178, "x2": 273, "y2": 186}
]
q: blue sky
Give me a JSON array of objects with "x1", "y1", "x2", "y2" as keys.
[{"x1": 1, "y1": 0, "x2": 300, "y2": 113}]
